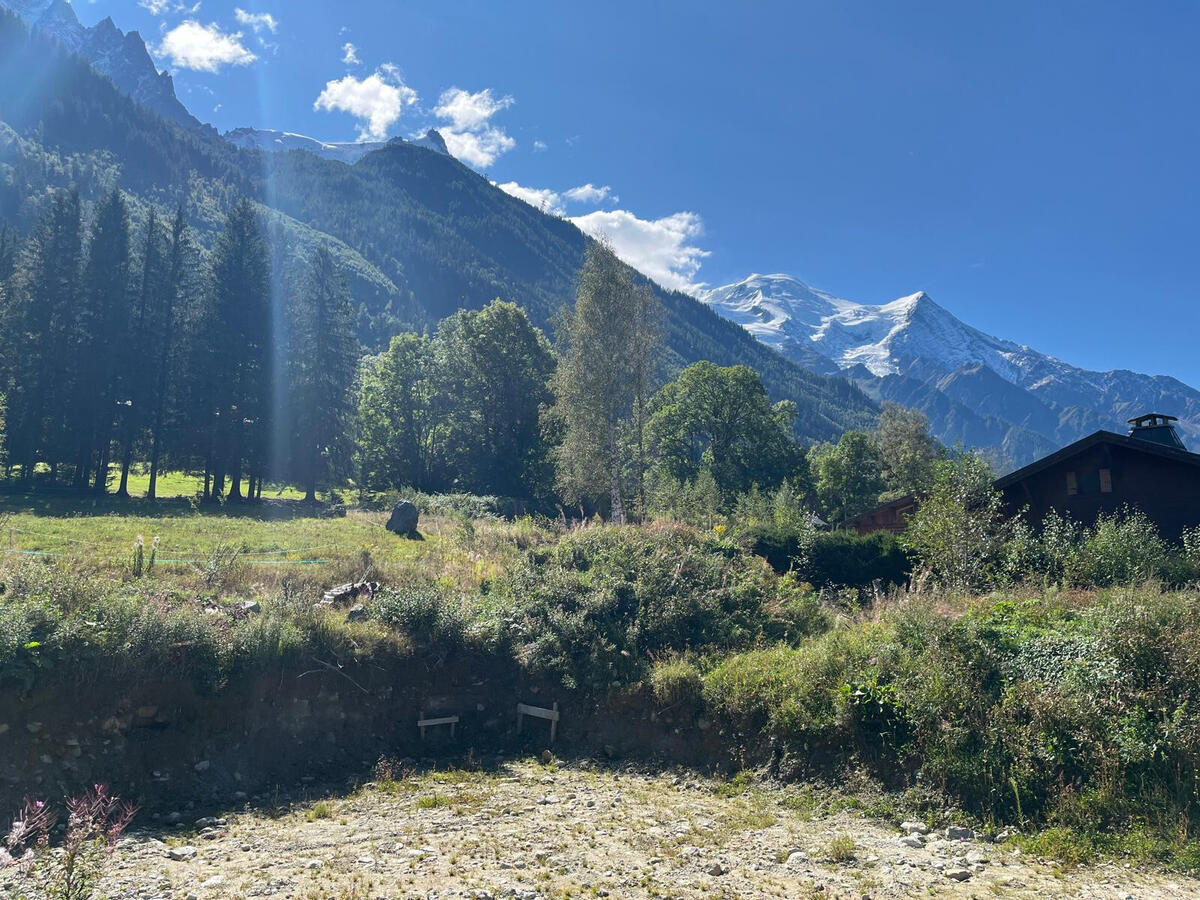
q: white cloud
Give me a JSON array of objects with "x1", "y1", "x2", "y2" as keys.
[
  {"x1": 431, "y1": 87, "x2": 516, "y2": 167},
  {"x1": 563, "y1": 183, "x2": 612, "y2": 204},
  {"x1": 433, "y1": 87, "x2": 513, "y2": 131},
  {"x1": 314, "y1": 67, "x2": 418, "y2": 141},
  {"x1": 440, "y1": 128, "x2": 515, "y2": 168},
  {"x1": 569, "y1": 210, "x2": 709, "y2": 294},
  {"x1": 495, "y1": 181, "x2": 564, "y2": 215},
  {"x1": 156, "y1": 21, "x2": 256, "y2": 72},
  {"x1": 139, "y1": 0, "x2": 170, "y2": 14},
  {"x1": 234, "y1": 8, "x2": 277, "y2": 33},
  {"x1": 342, "y1": 42, "x2": 360, "y2": 65}
]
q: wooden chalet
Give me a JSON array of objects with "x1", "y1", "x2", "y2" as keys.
[
  {"x1": 846, "y1": 494, "x2": 918, "y2": 535},
  {"x1": 849, "y1": 413, "x2": 1200, "y2": 540},
  {"x1": 994, "y1": 413, "x2": 1200, "y2": 540}
]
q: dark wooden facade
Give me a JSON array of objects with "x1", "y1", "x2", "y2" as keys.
[
  {"x1": 846, "y1": 494, "x2": 918, "y2": 535},
  {"x1": 994, "y1": 429, "x2": 1200, "y2": 540}
]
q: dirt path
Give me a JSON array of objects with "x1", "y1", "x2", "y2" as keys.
[{"x1": 97, "y1": 761, "x2": 1197, "y2": 900}]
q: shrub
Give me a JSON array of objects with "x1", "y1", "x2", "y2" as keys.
[
  {"x1": 649, "y1": 656, "x2": 703, "y2": 712},
  {"x1": 903, "y1": 454, "x2": 1013, "y2": 589},
  {"x1": 489, "y1": 525, "x2": 813, "y2": 690},
  {"x1": 373, "y1": 582, "x2": 466, "y2": 648},
  {"x1": 1071, "y1": 508, "x2": 1168, "y2": 586},
  {"x1": 746, "y1": 526, "x2": 911, "y2": 589}
]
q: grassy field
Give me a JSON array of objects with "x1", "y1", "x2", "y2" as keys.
[
  {"x1": 0, "y1": 489, "x2": 550, "y2": 591},
  {"x1": 5, "y1": 488, "x2": 1200, "y2": 871}
]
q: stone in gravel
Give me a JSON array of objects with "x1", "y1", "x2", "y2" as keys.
[
  {"x1": 166, "y1": 845, "x2": 198, "y2": 860},
  {"x1": 305, "y1": 859, "x2": 323, "y2": 869},
  {"x1": 901, "y1": 821, "x2": 930, "y2": 835},
  {"x1": 946, "y1": 825, "x2": 975, "y2": 840},
  {"x1": 706, "y1": 862, "x2": 726, "y2": 876},
  {"x1": 899, "y1": 835, "x2": 926, "y2": 848},
  {"x1": 193, "y1": 760, "x2": 210, "y2": 772},
  {"x1": 945, "y1": 867, "x2": 972, "y2": 881}
]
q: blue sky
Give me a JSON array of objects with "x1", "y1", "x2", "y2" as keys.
[{"x1": 81, "y1": 0, "x2": 1200, "y2": 384}]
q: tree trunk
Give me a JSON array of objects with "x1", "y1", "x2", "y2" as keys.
[
  {"x1": 147, "y1": 440, "x2": 160, "y2": 500},
  {"x1": 117, "y1": 442, "x2": 133, "y2": 497}
]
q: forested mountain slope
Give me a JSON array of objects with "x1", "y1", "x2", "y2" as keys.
[{"x1": 0, "y1": 9, "x2": 876, "y2": 441}]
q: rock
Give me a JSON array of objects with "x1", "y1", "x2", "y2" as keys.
[
  {"x1": 706, "y1": 862, "x2": 726, "y2": 876},
  {"x1": 347, "y1": 603, "x2": 368, "y2": 622},
  {"x1": 322, "y1": 580, "x2": 378, "y2": 605},
  {"x1": 901, "y1": 821, "x2": 930, "y2": 835},
  {"x1": 194, "y1": 760, "x2": 210, "y2": 773},
  {"x1": 239, "y1": 600, "x2": 261, "y2": 614},
  {"x1": 541, "y1": 750, "x2": 553, "y2": 764},
  {"x1": 946, "y1": 825, "x2": 975, "y2": 841},
  {"x1": 166, "y1": 845, "x2": 197, "y2": 861},
  {"x1": 944, "y1": 867, "x2": 972, "y2": 881},
  {"x1": 385, "y1": 499, "x2": 420, "y2": 536},
  {"x1": 305, "y1": 859, "x2": 324, "y2": 869},
  {"x1": 899, "y1": 835, "x2": 926, "y2": 848},
  {"x1": 25, "y1": 721, "x2": 42, "y2": 734}
]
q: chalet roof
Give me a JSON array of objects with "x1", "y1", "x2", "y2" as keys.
[{"x1": 994, "y1": 429, "x2": 1200, "y2": 490}]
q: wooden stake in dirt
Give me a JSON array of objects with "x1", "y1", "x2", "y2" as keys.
[
  {"x1": 418, "y1": 711, "x2": 459, "y2": 741},
  {"x1": 516, "y1": 701, "x2": 559, "y2": 744}
]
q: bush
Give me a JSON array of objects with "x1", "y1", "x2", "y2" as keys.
[
  {"x1": 488, "y1": 525, "x2": 819, "y2": 691},
  {"x1": 649, "y1": 656, "x2": 703, "y2": 712},
  {"x1": 373, "y1": 582, "x2": 466, "y2": 648},
  {"x1": 1071, "y1": 508, "x2": 1169, "y2": 586},
  {"x1": 746, "y1": 526, "x2": 911, "y2": 589}
]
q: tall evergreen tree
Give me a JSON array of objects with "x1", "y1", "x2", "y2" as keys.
[
  {"x1": 10, "y1": 189, "x2": 83, "y2": 484},
  {"x1": 288, "y1": 246, "x2": 358, "y2": 501},
  {"x1": 548, "y1": 242, "x2": 662, "y2": 521},
  {"x1": 145, "y1": 207, "x2": 191, "y2": 500},
  {"x1": 111, "y1": 210, "x2": 166, "y2": 495},
  {"x1": 76, "y1": 187, "x2": 132, "y2": 492},
  {"x1": 208, "y1": 199, "x2": 271, "y2": 501}
]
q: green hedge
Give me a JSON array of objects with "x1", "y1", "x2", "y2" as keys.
[{"x1": 747, "y1": 527, "x2": 912, "y2": 588}]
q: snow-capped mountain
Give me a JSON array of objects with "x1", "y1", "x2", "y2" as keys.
[
  {"x1": 704, "y1": 273, "x2": 1200, "y2": 463},
  {"x1": 224, "y1": 128, "x2": 450, "y2": 164},
  {"x1": 0, "y1": 0, "x2": 202, "y2": 130}
]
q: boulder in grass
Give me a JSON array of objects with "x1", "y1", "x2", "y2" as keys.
[{"x1": 385, "y1": 499, "x2": 420, "y2": 537}]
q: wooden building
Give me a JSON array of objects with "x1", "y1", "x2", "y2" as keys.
[
  {"x1": 994, "y1": 413, "x2": 1200, "y2": 540},
  {"x1": 846, "y1": 494, "x2": 918, "y2": 535}
]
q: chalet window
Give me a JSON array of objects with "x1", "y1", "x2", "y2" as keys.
[
  {"x1": 1066, "y1": 471, "x2": 1078, "y2": 496},
  {"x1": 1099, "y1": 468, "x2": 1112, "y2": 493}
]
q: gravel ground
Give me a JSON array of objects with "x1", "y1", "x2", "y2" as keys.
[{"x1": 91, "y1": 761, "x2": 1198, "y2": 900}]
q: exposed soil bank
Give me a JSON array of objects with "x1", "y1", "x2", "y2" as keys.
[{"x1": 1, "y1": 650, "x2": 731, "y2": 812}]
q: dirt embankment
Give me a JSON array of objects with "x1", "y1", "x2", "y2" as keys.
[{"x1": 1, "y1": 648, "x2": 731, "y2": 815}]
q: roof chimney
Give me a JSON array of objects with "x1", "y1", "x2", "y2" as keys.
[{"x1": 1127, "y1": 413, "x2": 1187, "y2": 450}]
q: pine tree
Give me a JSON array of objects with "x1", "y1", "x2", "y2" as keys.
[
  {"x1": 209, "y1": 199, "x2": 271, "y2": 501},
  {"x1": 76, "y1": 188, "x2": 132, "y2": 493},
  {"x1": 288, "y1": 246, "x2": 358, "y2": 501},
  {"x1": 548, "y1": 241, "x2": 662, "y2": 521},
  {"x1": 145, "y1": 207, "x2": 191, "y2": 500},
  {"x1": 10, "y1": 189, "x2": 83, "y2": 484},
  {"x1": 111, "y1": 210, "x2": 165, "y2": 495}
]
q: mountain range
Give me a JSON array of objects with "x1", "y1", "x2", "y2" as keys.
[
  {"x1": 224, "y1": 127, "x2": 450, "y2": 164},
  {"x1": 1, "y1": 0, "x2": 204, "y2": 130},
  {"x1": 2, "y1": 0, "x2": 1195, "y2": 465},
  {"x1": 0, "y1": 4, "x2": 876, "y2": 445},
  {"x1": 704, "y1": 274, "x2": 1200, "y2": 463}
]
